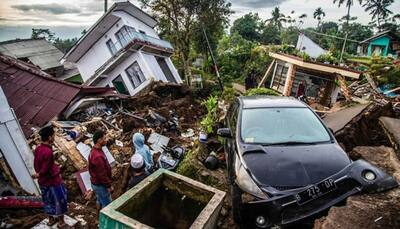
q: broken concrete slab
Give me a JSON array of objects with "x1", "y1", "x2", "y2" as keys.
[
  {"x1": 379, "y1": 116, "x2": 400, "y2": 156},
  {"x1": 314, "y1": 146, "x2": 400, "y2": 229},
  {"x1": 329, "y1": 102, "x2": 394, "y2": 152},
  {"x1": 100, "y1": 169, "x2": 226, "y2": 229},
  {"x1": 323, "y1": 103, "x2": 370, "y2": 133}
]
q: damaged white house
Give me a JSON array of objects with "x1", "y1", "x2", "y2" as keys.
[{"x1": 63, "y1": 1, "x2": 182, "y2": 96}]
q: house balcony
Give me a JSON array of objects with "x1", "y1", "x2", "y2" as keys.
[{"x1": 85, "y1": 31, "x2": 174, "y2": 85}]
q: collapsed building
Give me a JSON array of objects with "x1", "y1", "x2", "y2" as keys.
[
  {"x1": 62, "y1": 1, "x2": 182, "y2": 96},
  {"x1": 0, "y1": 54, "x2": 118, "y2": 195}
]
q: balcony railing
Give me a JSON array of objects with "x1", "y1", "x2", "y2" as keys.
[{"x1": 109, "y1": 31, "x2": 173, "y2": 55}]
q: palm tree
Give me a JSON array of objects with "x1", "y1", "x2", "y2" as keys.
[
  {"x1": 313, "y1": 7, "x2": 326, "y2": 29},
  {"x1": 266, "y1": 7, "x2": 287, "y2": 31},
  {"x1": 333, "y1": 0, "x2": 363, "y2": 27},
  {"x1": 363, "y1": 0, "x2": 394, "y2": 31}
]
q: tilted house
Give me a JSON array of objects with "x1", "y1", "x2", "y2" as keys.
[{"x1": 63, "y1": 1, "x2": 182, "y2": 96}]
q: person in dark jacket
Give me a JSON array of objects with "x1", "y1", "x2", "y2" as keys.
[
  {"x1": 33, "y1": 126, "x2": 67, "y2": 227},
  {"x1": 88, "y1": 130, "x2": 112, "y2": 209},
  {"x1": 127, "y1": 153, "x2": 150, "y2": 190}
]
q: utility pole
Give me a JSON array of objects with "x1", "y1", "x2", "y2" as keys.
[
  {"x1": 340, "y1": 32, "x2": 348, "y2": 63},
  {"x1": 104, "y1": 0, "x2": 108, "y2": 13},
  {"x1": 202, "y1": 25, "x2": 224, "y2": 91}
]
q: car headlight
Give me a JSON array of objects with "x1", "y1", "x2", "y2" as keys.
[
  {"x1": 235, "y1": 157, "x2": 268, "y2": 199},
  {"x1": 363, "y1": 170, "x2": 376, "y2": 181}
]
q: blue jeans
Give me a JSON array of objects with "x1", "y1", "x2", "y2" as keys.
[{"x1": 91, "y1": 184, "x2": 112, "y2": 208}]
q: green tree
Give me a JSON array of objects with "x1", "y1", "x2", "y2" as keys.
[
  {"x1": 280, "y1": 26, "x2": 299, "y2": 45},
  {"x1": 333, "y1": 0, "x2": 363, "y2": 27},
  {"x1": 54, "y1": 37, "x2": 78, "y2": 53},
  {"x1": 230, "y1": 13, "x2": 262, "y2": 42},
  {"x1": 216, "y1": 33, "x2": 257, "y2": 82},
  {"x1": 298, "y1": 13, "x2": 307, "y2": 27},
  {"x1": 363, "y1": 0, "x2": 394, "y2": 31},
  {"x1": 192, "y1": 0, "x2": 231, "y2": 61},
  {"x1": 140, "y1": 0, "x2": 231, "y2": 85},
  {"x1": 31, "y1": 28, "x2": 55, "y2": 42},
  {"x1": 260, "y1": 23, "x2": 281, "y2": 44},
  {"x1": 266, "y1": 7, "x2": 287, "y2": 31},
  {"x1": 346, "y1": 23, "x2": 373, "y2": 53},
  {"x1": 313, "y1": 7, "x2": 326, "y2": 29}
]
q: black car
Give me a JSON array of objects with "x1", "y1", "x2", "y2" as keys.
[{"x1": 218, "y1": 96, "x2": 398, "y2": 228}]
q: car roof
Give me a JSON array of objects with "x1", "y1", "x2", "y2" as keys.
[{"x1": 239, "y1": 96, "x2": 308, "y2": 109}]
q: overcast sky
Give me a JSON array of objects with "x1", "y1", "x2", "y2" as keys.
[{"x1": 0, "y1": 0, "x2": 399, "y2": 41}]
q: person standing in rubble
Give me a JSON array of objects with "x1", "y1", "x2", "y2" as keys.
[
  {"x1": 88, "y1": 130, "x2": 113, "y2": 210},
  {"x1": 127, "y1": 153, "x2": 150, "y2": 190},
  {"x1": 33, "y1": 126, "x2": 67, "y2": 227},
  {"x1": 132, "y1": 132, "x2": 153, "y2": 173}
]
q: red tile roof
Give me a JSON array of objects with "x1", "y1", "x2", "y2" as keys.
[{"x1": 0, "y1": 54, "x2": 117, "y2": 137}]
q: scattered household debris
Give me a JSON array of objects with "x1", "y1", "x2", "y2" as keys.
[{"x1": 0, "y1": 81, "x2": 207, "y2": 227}]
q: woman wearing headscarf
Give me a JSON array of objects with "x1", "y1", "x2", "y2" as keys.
[{"x1": 132, "y1": 132, "x2": 153, "y2": 172}]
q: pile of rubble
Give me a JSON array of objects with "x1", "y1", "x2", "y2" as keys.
[
  {"x1": 319, "y1": 89, "x2": 400, "y2": 228},
  {"x1": 1, "y1": 82, "x2": 207, "y2": 228},
  {"x1": 348, "y1": 76, "x2": 400, "y2": 112}
]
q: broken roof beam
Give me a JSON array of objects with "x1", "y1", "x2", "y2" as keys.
[{"x1": 269, "y1": 52, "x2": 361, "y2": 79}]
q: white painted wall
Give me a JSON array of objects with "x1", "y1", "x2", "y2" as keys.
[
  {"x1": 0, "y1": 87, "x2": 40, "y2": 195},
  {"x1": 97, "y1": 51, "x2": 153, "y2": 95},
  {"x1": 77, "y1": 11, "x2": 159, "y2": 82},
  {"x1": 77, "y1": 18, "x2": 124, "y2": 81},
  {"x1": 142, "y1": 53, "x2": 168, "y2": 82}
]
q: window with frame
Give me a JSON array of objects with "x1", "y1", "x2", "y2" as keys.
[
  {"x1": 112, "y1": 75, "x2": 129, "y2": 95},
  {"x1": 115, "y1": 26, "x2": 136, "y2": 47},
  {"x1": 106, "y1": 39, "x2": 117, "y2": 55},
  {"x1": 125, "y1": 61, "x2": 146, "y2": 89}
]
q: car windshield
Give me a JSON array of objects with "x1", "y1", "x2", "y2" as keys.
[{"x1": 241, "y1": 107, "x2": 331, "y2": 145}]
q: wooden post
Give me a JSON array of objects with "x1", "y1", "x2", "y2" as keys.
[
  {"x1": 258, "y1": 59, "x2": 276, "y2": 88},
  {"x1": 336, "y1": 74, "x2": 352, "y2": 102},
  {"x1": 283, "y1": 64, "x2": 296, "y2": 96}
]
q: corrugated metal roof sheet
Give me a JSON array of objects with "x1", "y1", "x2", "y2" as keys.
[
  {"x1": 0, "y1": 38, "x2": 63, "y2": 70},
  {"x1": 0, "y1": 54, "x2": 81, "y2": 137}
]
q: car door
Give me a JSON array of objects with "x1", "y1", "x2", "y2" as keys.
[{"x1": 226, "y1": 101, "x2": 239, "y2": 180}]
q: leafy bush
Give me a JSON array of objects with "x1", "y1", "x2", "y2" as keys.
[
  {"x1": 317, "y1": 52, "x2": 338, "y2": 64},
  {"x1": 221, "y1": 86, "x2": 237, "y2": 102},
  {"x1": 245, "y1": 88, "x2": 280, "y2": 96},
  {"x1": 200, "y1": 95, "x2": 218, "y2": 134}
]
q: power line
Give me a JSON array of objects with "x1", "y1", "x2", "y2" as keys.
[{"x1": 303, "y1": 29, "x2": 360, "y2": 43}]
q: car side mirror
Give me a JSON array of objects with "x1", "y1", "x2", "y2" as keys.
[{"x1": 217, "y1": 128, "x2": 232, "y2": 138}]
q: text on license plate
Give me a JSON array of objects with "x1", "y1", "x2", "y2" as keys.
[{"x1": 295, "y1": 178, "x2": 336, "y2": 205}]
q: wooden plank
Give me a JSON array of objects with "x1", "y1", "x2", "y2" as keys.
[
  {"x1": 54, "y1": 135, "x2": 86, "y2": 170},
  {"x1": 257, "y1": 59, "x2": 276, "y2": 88}
]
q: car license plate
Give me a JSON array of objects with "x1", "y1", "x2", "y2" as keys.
[{"x1": 295, "y1": 178, "x2": 336, "y2": 205}]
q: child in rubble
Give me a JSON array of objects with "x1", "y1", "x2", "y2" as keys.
[
  {"x1": 132, "y1": 132, "x2": 154, "y2": 173},
  {"x1": 127, "y1": 153, "x2": 150, "y2": 190}
]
